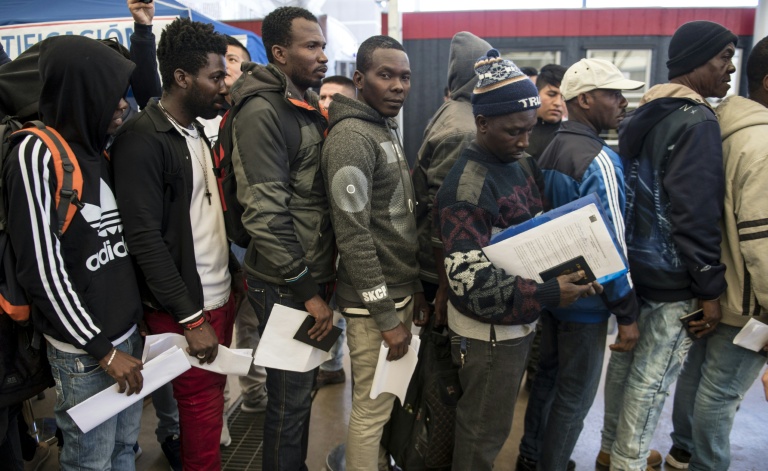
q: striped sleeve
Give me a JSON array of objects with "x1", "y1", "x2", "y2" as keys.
[
  {"x1": 581, "y1": 149, "x2": 638, "y2": 324},
  {"x1": 5, "y1": 135, "x2": 111, "y2": 359}
]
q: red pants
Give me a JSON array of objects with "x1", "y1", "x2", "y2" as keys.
[{"x1": 144, "y1": 295, "x2": 236, "y2": 471}]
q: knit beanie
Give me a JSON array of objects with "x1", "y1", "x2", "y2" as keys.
[
  {"x1": 471, "y1": 49, "x2": 540, "y2": 117},
  {"x1": 667, "y1": 21, "x2": 737, "y2": 80}
]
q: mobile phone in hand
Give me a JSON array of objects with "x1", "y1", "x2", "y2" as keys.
[{"x1": 679, "y1": 308, "x2": 704, "y2": 329}]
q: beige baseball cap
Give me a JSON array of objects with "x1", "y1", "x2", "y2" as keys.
[{"x1": 560, "y1": 58, "x2": 645, "y2": 101}]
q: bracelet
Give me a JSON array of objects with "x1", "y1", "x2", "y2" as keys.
[
  {"x1": 184, "y1": 316, "x2": 205, "y2": 330},
  {"x1": 104, "y1": 348, "x2": 117, "y2": 371}
]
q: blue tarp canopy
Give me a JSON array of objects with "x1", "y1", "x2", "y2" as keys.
[{"x1": 0, "y1": 0, "x2": 266, "y2": 63}]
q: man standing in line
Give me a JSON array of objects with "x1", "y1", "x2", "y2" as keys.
[
  {"x1": 516, "y1": 58, "x2": 643, "y2": 471},
  {"x1": 664, "y1": 35, "x2": 768, "y2": 471},
  {"x1": 322, "y1": 35, "x2": 428, "y2": 470},
  {"x1": 525, "y1": 63, "x2": 567, "y2": 159},
  {"x1": 228, "y1": 6, "x2": 335, "y2": 470},
  {"x1": 318, "y1": 75, "x2": 356, "y2": 111},
  {"x1": 412, "y1": 31, "x2": 492, "y2": 325},
  {"x1": 211, "y1": 34, "x2": 271, "y2": 417},
  {"x1": 434, "y1": 49, "x2": 600, "y2": 471},
  {"x1": 111, "y1": 19, "x2": 235, "y2": 471},
  {"x1": 599, "y1": 20, "x2": 736, "y2": 471},
  {"x1": 315, "y1": 74, "x2": 356, "y2": 390},
  {"x1": 4, "y1": 35, "x2": 143, "y2": 470}
]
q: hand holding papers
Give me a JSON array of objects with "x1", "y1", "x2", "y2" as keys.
[
  {"x1": 293, "y1": 315, "x2": 343, "y2": 352},
  {"x1": 68, "y1": 346, "x2": 191, "y2": 433},
  {"x1": 369, "y1": 335, "x2": 421, "y2": 404},
  {"x1": 253, "y1": 304, "x2": 332, "y2": 372},
  {"x1": 483, "y1": 193, "x2": 627, "y2": 285},
  {"x1": 143, "y1": 333, "x2": 254, "y2": 376},
  {"x1": 733, "y1": 319, "x2": 768, "y2": 352}
]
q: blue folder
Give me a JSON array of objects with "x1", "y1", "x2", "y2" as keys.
[{"x1": 489, "y1": 193, "x2": 628, "y2": 284}]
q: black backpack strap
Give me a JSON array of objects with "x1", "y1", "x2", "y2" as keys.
[{"x1": 259, "y1": 91, "x2": 302, "y2": 161}]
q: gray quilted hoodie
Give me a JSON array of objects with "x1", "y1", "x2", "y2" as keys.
[{"x1": 322, "y1": 94, "x2": 422, "y2": 331}]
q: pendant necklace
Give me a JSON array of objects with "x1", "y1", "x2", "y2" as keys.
[{"x1": 158, "y1": 101, "x2": 212, "y2": 205}]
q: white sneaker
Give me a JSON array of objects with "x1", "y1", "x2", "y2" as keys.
[{"x1": 220, "y1": 417, "x2": 231, "y2": 447}]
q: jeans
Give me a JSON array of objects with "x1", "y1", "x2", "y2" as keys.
[
  {"x1": 519, "y1": 311, "x2": 608, "y2": 470},
  {"x1": 247, "y1": 276, "x2": 322, "y2": 471},
  {"x1": 451, "y1": 329, "x2": 534, "y2": 471},
  {"x1": 601, "y1": 298, "x2": 696, "y2": 471},
  {"x1": 320, "y1": 316, "x2": 346, "y2": 372},
  {"x1": 670, "y1": 323, "x2": 766, "y2": 471},
  {"x1": 144, "y1": 295, "x2": 236, "y2": 471},
  {"x1": 151, "y1": 383, "x2": 180, "y2": 443},
  {"x1": 235, "y1": 289, "x2": 268, "y2": 406},
  {"x1": 345, "y1": 300, "x2": 414, "y2": 471},
  {"x1": 47, "y1": 328, "x2": 143, "y2": 471}
]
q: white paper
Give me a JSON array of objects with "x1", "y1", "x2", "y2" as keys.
[
  {"x1": 482, "y1": 204, "x2": 626, "y2": 283},
  {"x1": 733, "y1": 318, "x2": 768, "y2": 352},
  {"x1": 142, "y1": 333, "x2": 254, "y2": 376},
  {"x1": 369, "y1": 335, "x2": 421, "y2": 404},
  {"x1": 253, "y1": 304, "x2": 331, "y2": 372},
  {"x1": 67, "y1": 346, "x2": 191, "y2": 433}
]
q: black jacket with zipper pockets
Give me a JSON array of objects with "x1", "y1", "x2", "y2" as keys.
[{"x1": 110, "y1": 99, "x2": 209, "y2": 321}]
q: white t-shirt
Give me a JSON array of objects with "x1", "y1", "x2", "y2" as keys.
[{"x1": 183, "y1": 126, "x2": 231, "y2": 311}]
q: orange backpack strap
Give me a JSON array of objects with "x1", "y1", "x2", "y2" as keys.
[{"x1": 12, "y1": 122, "x2": 83, "y2": 236}]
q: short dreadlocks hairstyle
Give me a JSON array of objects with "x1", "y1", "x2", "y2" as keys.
[
  {"x1": 157, "y1": 18, "x2": 227, "y2": 92},
  {"x1": 262, "y1": 7, "x2": 318, "y2": 64},
  {"x1": 356, "y1": 35, "x2": 405, "y2": 74}
]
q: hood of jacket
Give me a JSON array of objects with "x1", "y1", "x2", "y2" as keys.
[
  {"x1": 37, "y1": 36, "x2": 134, "y2": 155},
  {"x1": 619, "y1": 83, "x2": 710, "y2": 159},
  {"x1": 229, "y1": 62, "x2": 283, "y2": 104},
  {"x1": 716, "y1": 95, "x2": 768, "y2": 140},
  {"x1": 229, "y1": 62, "x2": 322, "y2": 110},
  {"x1": 447, "y1": 32, "x2": 492, "y2": 103},
  {"x1": 327, "y1": 93, "x2": 398, "y2": 133}
]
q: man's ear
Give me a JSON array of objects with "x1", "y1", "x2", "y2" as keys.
[
  {"x1": 577, "y1": 92, "x2": 591, "y2": 110},
  {"x1": 173, "y1": 68, "x2": 189, "y2": 90},
  {"x1": 272, "y1": 45, "x2": 288, "y2": 66},
  {"x1": 762, "y1": 74, "x2": 768, "y2": 94},
  {"x1": 353, "y1": 70, "x2": 364, "y2": 91},
  {"x1": 475, "y1": 114, "x2": 488, "y2": 133}
]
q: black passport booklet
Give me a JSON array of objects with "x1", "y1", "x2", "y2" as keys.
[
  {"x1": 539, "y1": 255, "x2": 596, "y2": 285},
  {"x1": 293, "y1": 315, "x2": 343, "y2": 352}
]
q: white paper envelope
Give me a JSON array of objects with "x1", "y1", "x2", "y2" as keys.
[
  {"x1": 253, "y1": 304, "x2": 331, "y2": 372},
  {"x1": 369, "y1": 335, "x2": 421, "y2": 404},
  {"x1": 68, "y1": 346, "x2": 191, "y2": 433}
]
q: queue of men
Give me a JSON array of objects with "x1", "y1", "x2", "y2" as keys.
[{"x1": 1, "y1": 2, "x2": 767, "y2": 470}]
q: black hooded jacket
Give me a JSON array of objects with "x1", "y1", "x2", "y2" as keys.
[
  {"x1": 3, "y1": 36, "x2": 142, "y2": 360},
  {"x1": 619, "y1": 84, "x2": 725, "y2": 301}
]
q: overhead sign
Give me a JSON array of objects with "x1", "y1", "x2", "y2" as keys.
[{"x1": 0, "y1": 16, "x2": 178, "y2": 60}]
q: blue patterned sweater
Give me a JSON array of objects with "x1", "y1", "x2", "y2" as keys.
[{"x1": 435, "y1": 142, "x2": 561, "y2": 325}]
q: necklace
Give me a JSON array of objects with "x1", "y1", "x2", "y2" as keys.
[{"x1": 158, "y1": 101, "x2": 213, "y2": 205}]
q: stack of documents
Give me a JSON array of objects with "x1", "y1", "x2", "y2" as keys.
[
  {"x1": 142, "y1": 333, "x2": 254, "y2": 376},
  {"x1": 253, "y1": 304, "x2": 333, "y2": 372},
  {"x1": 483, "y1": 193, "x2": 627, "y2": 284}
]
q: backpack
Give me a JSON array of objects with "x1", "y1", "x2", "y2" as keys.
[
  {"x1": 213, "y1": 91, "x2": 301, "y2": 247},
  {"x1": 382, "y1": 319, "x2": 462, "y2": 470},
  {"x1": 0, "y1": 119, "x2": 80, "y2": 406}
]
